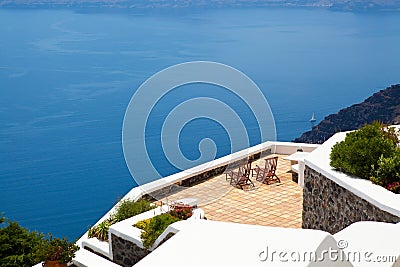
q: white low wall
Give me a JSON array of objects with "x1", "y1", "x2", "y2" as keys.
[
  {"x1": 122, "y1": 141, "x2": 318, "y2": 203},
  {"x1": 273, "y1": 141, "x2": 319, "y2": 154},
  {"x1": 109, "y1": 205, "x2": 169, "y2": 254}
]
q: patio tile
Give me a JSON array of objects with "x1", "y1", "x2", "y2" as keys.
[{"x1": 158, "y1": 154, "x2": 303, "y2": 229}]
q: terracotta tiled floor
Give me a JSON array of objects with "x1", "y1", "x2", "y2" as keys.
[{"x1": 159, "y1": 154, "x2": 303, "y2": 228}]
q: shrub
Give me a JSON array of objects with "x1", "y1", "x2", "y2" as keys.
[
  {"x1": 33, "y1": 234, "x2": 79, "y2": 264},
  {"x1": 0, "y1": 215, "x2": 44, "y2": 267},
  {"x1": 330, "y1": 122, "x2": 398, "y2": 179},
  {"x1": 88, "y1": 199, "x2": 153, "y2": 241},
  {"x1": 134, "y1": 204, "x2": 193, "y2": 249},
  {"x1": 133, "y1": 218, "x2": 151, "y2": 230},
  {"x1": 113, "y1": 199, "x2": 153, "y2": 222},
  {"x1": 138, "y1": 214, "x2": 180, "y2": 249},
  {"x1": 370, "y1": 150, "x2": 400, "y2": 188}
]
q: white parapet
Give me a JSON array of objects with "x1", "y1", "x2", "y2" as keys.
[
  {"x1": 108, "y1": 205, "x2": 170, "y2": 252},
  {"x1": 124, "y1": 141, "x2": 318, "y2": 204},
  {"x1": 109, "y1": 203, "x2": 205, "y2": 255}
]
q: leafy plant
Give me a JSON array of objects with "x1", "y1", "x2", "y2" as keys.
[
  {"x1": 88, "y1": 220, "x2": 110, "y2": 241},
  {"x1": 0, "y1": 215, "x2": 44, "y2": 267},
  {"x1": 113, "y1": 199, "x2": 153, "y2": 222},
  {"x1": 330, "y1": 122, "x2": 400, "y2": 193},
  {"x1": 133, "y1": 218, "x2": 151, "y2": 230},
  {"x1": 33, "y1": 234, "x2": 79, "y2": 264},
  {"x1": 371, "y1": 150, "x2": 400, "y2": 187},
  {"x1": 138, "y1": 213, "x2": 180, "y2": 249},
  {"x1": 134, "y1": 204, "x2": 193, "y2": 249},
  {"x1": 88, "y1": 199, "x2": 153, "y2": 241},
  {"x1": 330, "y1": 121, "x2": 399, "y2": 179}
]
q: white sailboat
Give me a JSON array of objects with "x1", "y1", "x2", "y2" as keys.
[{"x1": 310, "y1": 112, "x2": 316, "y2": 122}]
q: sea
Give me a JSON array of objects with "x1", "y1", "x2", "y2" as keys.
[{"x1": 1, "y1": 7, "x2": 400, "y2": 239}]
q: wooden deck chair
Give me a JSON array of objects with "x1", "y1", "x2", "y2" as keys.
[
  {"x1": 225, "y1": 160, "x2": 252, "y2": 181},
  {"x1": 254, "y1": 156, "x2": 280, "y2": 185},
  {"x1": 228, "y1": 164, "x2": 254, "y2": 190}
]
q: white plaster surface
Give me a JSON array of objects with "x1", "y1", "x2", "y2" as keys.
[
  {"x1": 72, "y1": 248, "x2": 120, "y2": 267},
  {"x1": 334, "y1": 221, "x2": 400, "y2": 267},
  {"x1": 134, "y1": 219, "x2": 352, "y2": 267},
  {"x1": 81, "y1": 237, "x2": 111, "y2": 259}
]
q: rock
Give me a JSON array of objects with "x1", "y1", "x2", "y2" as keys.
[{"x1": 294, "y1": 84, "x2": 400, "y2": 144}]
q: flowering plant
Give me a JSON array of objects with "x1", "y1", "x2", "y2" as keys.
[
  {"x1": 169, "y1": 203, "x2": 193, "y2": 220},
  {"x1": 386, "y1": 181, "x2": 400, "y2": 194}
]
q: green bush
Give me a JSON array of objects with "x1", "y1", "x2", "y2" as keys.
[
  {"x1": 371, "y1": 150, "x2": 400, "y2": 187},
  {"x1": 33, "y1": 234, "x2": 79, "y2": 264},
  {"x1": 134, "y1": 204, "x2": 194, "y2": 249},
  {"x1": 0, "y1": 215, "x2": 44, "y2": 267},
  {"x1": 88, "y1": 199, "x2": 153, "y2": 241},
  {"x1": 113, "y1": 199, "x2": 153, "y2": 222},
  {"x1": 330, "y1": 122, "x2": 399, "y2": 180},
  {"x1": 138, "y1": 214, "x2": 180, "y2": 249}
]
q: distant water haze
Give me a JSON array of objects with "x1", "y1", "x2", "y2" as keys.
[{"x1": 0, "y1": 7, "x2": 399, "y2": 239}]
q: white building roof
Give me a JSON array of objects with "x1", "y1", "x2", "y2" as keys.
[{"x1": 134, "y1": 219, "x2": 350, "y2": 267}]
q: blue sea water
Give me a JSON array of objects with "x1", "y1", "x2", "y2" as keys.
[{"x1": 1, "y1": 7, "x2": 400, "y2": 239}]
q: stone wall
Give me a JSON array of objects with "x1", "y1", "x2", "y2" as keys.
[
  {"x1": 302, "y1": 166, "x2": 400, "y2": 234},
  {"x1": 111, "y1": 234, "x2": 149, "y2": 267},
  {"x1": 111, "y1": 231, "x2": 176, "y2": 266}
]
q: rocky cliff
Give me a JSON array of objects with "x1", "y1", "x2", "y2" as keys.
[{"x1": 294, "y1": 84, "x2": 400, "y2": 144}]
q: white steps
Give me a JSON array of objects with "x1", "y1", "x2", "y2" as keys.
[
  {"x1": 81, "y1": 237, "x2": 111, "y2": 259},
  {"x1": 72, "y1": 249, "x2": 121, "y2": 267}
]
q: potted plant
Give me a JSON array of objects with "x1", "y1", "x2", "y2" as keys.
[{"x1": 34, "y1": 234, "x2": 79, "y2": 267}]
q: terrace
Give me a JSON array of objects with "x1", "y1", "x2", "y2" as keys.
[
  {"x1": 156, "y1": 154, "x2": 303, "y2": 228},
  {"x1": 65, "y1": 142, "x2": 317, "y2": 266}
]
